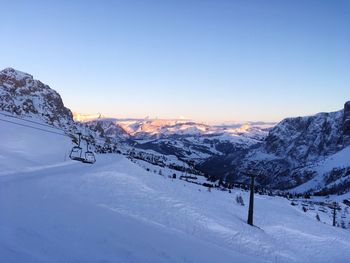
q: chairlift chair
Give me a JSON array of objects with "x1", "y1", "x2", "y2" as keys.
[
  {"x1": 69, "y1": 133, "x2": 85, "y2": 162},
  {"x1": 82, "y1": 141, "x2": 96, "y2": 164}
]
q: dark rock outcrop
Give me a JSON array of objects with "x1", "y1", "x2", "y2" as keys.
[
  {"x1": 0, "y1": 68, "x2": 73, "y2": 127},
  {"x1": 343, "y1": 101, "x2": 350, "y2": 137}
]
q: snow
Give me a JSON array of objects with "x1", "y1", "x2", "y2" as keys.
[
  {"x1": 316, "y1": 146, "x2": 350, "y2": 172},
  {"x1": 292, "y1": 146, "x2": 350, "y2": 193},
  {"x1": 1, "y1": 117, "x2": 350, "y2": 262},
  {"x1": 0, "y1": 113, "x2": 72, "y2": 175}
]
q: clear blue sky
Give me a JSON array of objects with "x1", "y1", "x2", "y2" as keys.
[{"x1": 1, "y1": 0, "x2": 349, "y2": 123}]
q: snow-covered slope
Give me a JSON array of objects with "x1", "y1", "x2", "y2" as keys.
[
  {"x1": 1, "y1": 110, "x2": 350, "y2": 263},
  {"x1": 291, "y1": 145, "x2": 350, "y2": 194},
  {"x1": 0, "y1": 112, "x2": 73, "y2": 175}
]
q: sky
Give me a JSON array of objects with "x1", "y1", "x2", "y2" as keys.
[{"x1": 0, "y1": 0, "x2": 349, "y2": 123}]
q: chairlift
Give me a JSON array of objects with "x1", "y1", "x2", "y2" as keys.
[
  {"x1": 69, "y1": 133, "x2": 96, "y2": 164},
  {"x1": 82, "y1": 141, "x2": 96, "y2": 164},
  {"x1": 69, "y1": 133, "x2": 85, "y2": 162}
]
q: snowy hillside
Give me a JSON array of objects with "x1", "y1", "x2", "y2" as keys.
[
  {"x1": 2, "y1": 111, "x2": 350, "y2": 262},
  {"x1": 291, "y1": 145, "x2": 350, "y2": 194},
  {"x1": 0, "y1": 115, "x2": 73, "y2": 178}
]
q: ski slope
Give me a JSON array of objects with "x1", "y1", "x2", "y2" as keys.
[{"x1": 1, "y1": 116, "x2": 350, "y2": 262}]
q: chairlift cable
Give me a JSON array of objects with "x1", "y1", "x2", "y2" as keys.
[
  {"x1": 0, "y1": 112, "x2": 66, "y2": 132},
  {"x1": 0, "y1": 118, "x2": 68, "y2": 137},
  {"x1": 0, "y1": 113, "x2": 118, "y2": 163},
  {"x1": 0, "y1": 112, "x2": 119, "y2": 146},
  {"x1": 0, "y1": 117, "x2": 98, "y2": 164}
]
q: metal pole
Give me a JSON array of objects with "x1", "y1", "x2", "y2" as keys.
[
  {"x1": 77, "y1": 133, "x2": 81, "y2": 147},
  {"x1": 247, "y1": 175, "x2": 255, "y2": 226},
  {"x1": 332, "y1": 202, "x2": 337, "y2": 227}
]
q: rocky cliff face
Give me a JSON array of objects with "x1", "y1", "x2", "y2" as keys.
[
  {"x1": 245, "y1": 104, "x2": 350, "y2": 190},
  {"x1": 199, "y1": 102, "x2": 350, "y2": 193},
  {"x1": 85, "y1": 119, "x2": 129, "y2": 139},
  {"x1": 343, "y1": 101, "x2": 350, "y2": 142},
  {"x1": 264, "y1": 110, "x2": 344, "y2": 163},
  {"x1": 0, "y1": 68, "x2": 73, "y2": 127}
]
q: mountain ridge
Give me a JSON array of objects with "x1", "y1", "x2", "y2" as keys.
[{"x1": 1, "y1": 67, "x2": 349, "y2": 194}]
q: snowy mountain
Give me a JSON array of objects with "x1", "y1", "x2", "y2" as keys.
[
  {"x1": 264, "y1": 110, "x2": 345, "y2": 162},
  {"x1": 0, "y1": 68, "x2": 124, "y2": 154},
  {"x1": 1, "y1": 114, "x2": 350, "y2": 263},
  {"x1": 2, "y1": 67, "x2": 350, "y2": 262},
  {"x1": 200, "y1": 102, "x2": 350, "y2": 194},
  {"x1": 82, "y1": 117, "x2": 271, "y2": 139},
  {"x1": 0, "y1": 68, "x2": 74, "y2": 128},
  {"x1": 83, "y1": 117, "x2": 270, "y2": 165},
  {"x1": 1, "y1": 67, "x2": 350, "y2": 196},
  {"x1": 0, "y1": 68, "x2": 202, "y2": 173},
  {"x1": 86, "y1": 118, "x2": 130, "y2": 139}
]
